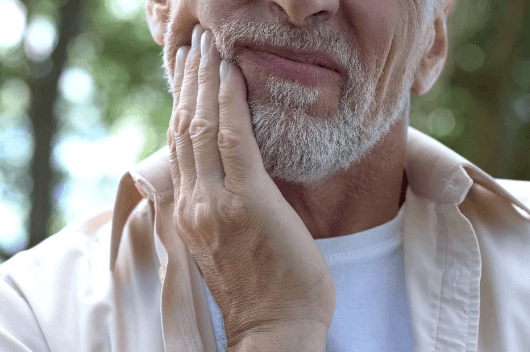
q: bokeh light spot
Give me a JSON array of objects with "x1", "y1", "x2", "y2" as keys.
[
  {"x1": 513, "y1": 94, "x2": 530, "y2": 123},
  {"x1": 0, "y1": 126, "x2": 34, "y2": 167},
  {"x1": 105, "y1": 0, "x2": 142, "y2": 20},
  {"x1": 51, "y1": 124, "x2": 145, "y2": 222},
  {"x1": 0, "y1": 0, "x2": 27, "y2": 49},
  {"x1": 0, "y1": 202, "x2": 28, "y2": 254},
  {"x1": 456, "y1": 43, "x2": 486, "y2": 72},
  {"x1": 53, "y1": 125, "x2": 144, "y2": 180},
  {"x1": 24, "y1": 16, "x2": 58, "y2": 62},
  {"x1": 427, "y1": 108, "x2": 457, "y2": 138},
  {"x1": 59, "y1": 67, "x2": 95, "y2": 104},
  {"x1": 0, "y1": 79, "x2": 31, "y2": 116}
]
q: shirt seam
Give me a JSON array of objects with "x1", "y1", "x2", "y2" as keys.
[
  {"x1": 463, "y1": 220, "x2": 481, "y2": 352},
  {"x1": 433, "y1": 204, "x2": 448, "y2": 352},
  {"x1": 464, "y1": 263, "x2": 473, "y2": 351},
  {"x1": 321, "y1": 236, "x2": 403, "y2": 262}
]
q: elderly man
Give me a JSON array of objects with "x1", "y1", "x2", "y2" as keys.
[{"x1": 1, "y1": 0, "x2": 530, "y2": 351}]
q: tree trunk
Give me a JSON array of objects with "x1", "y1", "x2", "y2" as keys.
[{"x1": 26, "y1": 0, "x2": 86, "y2": 250}]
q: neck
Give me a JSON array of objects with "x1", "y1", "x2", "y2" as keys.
[{"x1": 272, "y1": 113, "x2": 409, "y2": 240}]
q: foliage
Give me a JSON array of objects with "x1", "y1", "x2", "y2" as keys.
[{"x1": 411, "y1": 0, "x2": 530, "y2": 180}]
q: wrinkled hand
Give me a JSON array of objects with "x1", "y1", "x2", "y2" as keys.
[{"x1": 167, "y1": 23, "x2": 335, "y2": 348}]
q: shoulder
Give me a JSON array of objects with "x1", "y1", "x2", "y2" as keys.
[
  {"x1": 460, "y1": 177, "x2": 530, "y2": 225},
  {"x1": 468, "y1": 179, "x2": 530, "y2": 350},
  {"x1": 0, "y1": 199, "x2": 164, "y2": 351},
  {"x1": 0, "y1": 203, "x2": 114, "y2": 350},
  {"x1": 1, "y1": 203, "x2": 114, "y2": 280},
  {"x1": 495, "y1": 178, "x2": 530, "y2": 209}
]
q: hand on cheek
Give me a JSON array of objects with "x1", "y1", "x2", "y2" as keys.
[
  {"x1": 166, "y1": 23, "x2": 335, "y2": 348},
  {"x1": 167, "y1": 23, "x2": 264, "y2": 199}
]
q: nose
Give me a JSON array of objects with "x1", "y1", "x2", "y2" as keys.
[{"x1": 267, "y1": 0, "x2": 339, "y2": 27}]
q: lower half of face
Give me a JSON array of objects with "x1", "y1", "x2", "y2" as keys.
[{"x1": 165, "y1": 16, "x2": 416, "y2": 186}]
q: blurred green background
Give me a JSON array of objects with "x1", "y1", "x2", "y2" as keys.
[{"x1": 1, "y1": 0, "x2": 529, "y2": 262}]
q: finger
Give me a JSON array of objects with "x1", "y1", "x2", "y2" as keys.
[
  {"x1": 168, "y1": 47, "x2": 189, "y2": 195},
  {"x1": 190, "y1": 30, "x2": 224, "y2": 189},
  {"x1": 170, "y1": 46, "x2": 190, "y2": 130},
  {"x1": 217, "y1": 61, "x2": 266, "y2": 191},
  {"x1": 175, "y1": 23, "x2": 204, "y2": 194},
  {"x1": 168, "y1": 127, "x2": 181, "y2": 199}
]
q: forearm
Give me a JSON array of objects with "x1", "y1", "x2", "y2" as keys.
[{"x1": 227, "y1": 320, "x2": 330, "y2": 352}]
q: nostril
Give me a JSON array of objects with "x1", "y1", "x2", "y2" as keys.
[
  {"x1": 314, "y1": 11, "x2": 331, "y2": 20},
  {"x1": 269, "y1": 2, "x2": 285, "y2": 16}
]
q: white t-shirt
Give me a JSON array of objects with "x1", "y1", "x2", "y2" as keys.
[{"x1": 201, "y1": 201, "x2": 415, "y2": 351}]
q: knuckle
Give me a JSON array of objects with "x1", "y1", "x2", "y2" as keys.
[
  {"x1": 176, "y1": 195, "x2": 186, "y2": 219},
  {"x1": 194, "y1": 202, "x2": 213, "y2": 227},
  {"x1": 175, "y1": 106, "x2": 195, "y2": 130},
  {"x1": 175, "y1": 195, "x2": 192, "y2": 230},
  {"x1": 189, "y1": 116, "x2": 217, "y2": 139},
  {"x1": 217, "y1": 130, "x2": 241, "y2": 152},
  {"x1": 216, "y1": 192, "x2": 250, "y2": 221}
]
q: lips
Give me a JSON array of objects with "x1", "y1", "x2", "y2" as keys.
[{"x1": 240, "y1": 42, "x2": 344, "y2": 75}]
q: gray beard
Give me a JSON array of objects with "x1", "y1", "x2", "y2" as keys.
[
  {"x1": 247, "y1": 72, "x2": 409, "y2": 186},
  {"x1": 206, "y1": 22, "x2": 414, "y2": 187},
  {"x1": 164, "y1": 20, "x2": 418, "y2": 187}
]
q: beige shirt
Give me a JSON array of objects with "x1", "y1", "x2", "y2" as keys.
[{"x1": 1, "y1": 127, "x2": 529, "y2": 352}]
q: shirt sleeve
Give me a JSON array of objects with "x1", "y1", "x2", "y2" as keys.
[{"x1": 0, "y1": 277, "x2": 51, "y2": 352}]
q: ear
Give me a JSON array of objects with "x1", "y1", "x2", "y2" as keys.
[
  {"x1": 411, "y1": 1, "x2": 456, "y2": 96},
  {"x1": 146, "y1": 0, "x2": 171, "y2": 46}
]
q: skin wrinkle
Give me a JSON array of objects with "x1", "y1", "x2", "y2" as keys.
[
  {"x1": 373, "y1": 35, "x2": 396, "y2": 124},
  {"x1": 148, "y1": 0, "x2": 453, "y2": 238}
]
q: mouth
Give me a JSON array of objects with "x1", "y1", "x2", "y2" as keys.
[
  {"x1": 240, "y1": 42, "x2": 344, "y2": 75},
  {"x1": 236, "y1": 42, "x2": 345, "y2": 87}
]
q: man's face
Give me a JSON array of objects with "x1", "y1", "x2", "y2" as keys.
[{"x1": 161, "y1": 0, "x2": 434, "y2": 186}]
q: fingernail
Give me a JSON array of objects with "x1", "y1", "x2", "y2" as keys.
[
  {"x1": 220, "y1": 61, "x2": 229, "y2": 81},
  {"x1": 176, "y1": 47, "x2": 187, "y2": 73},
  {"x1": 192, "y1": 24, "x2": 202, "y2": 48},
  {"x1": 201, "y1": 31, "x2": 211, "y2": 57}
]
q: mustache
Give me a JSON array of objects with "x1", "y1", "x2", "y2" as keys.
[
  {"x1": 213, "y1": 19, "x2": 355, "y2": 63},
  {"x1": 162, "y1": 16, "x2": 363, "y2": 91}
]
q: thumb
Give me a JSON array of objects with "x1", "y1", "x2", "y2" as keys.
[{"x1": 217, "y1": 61, "x2": 265, "y2": 190}]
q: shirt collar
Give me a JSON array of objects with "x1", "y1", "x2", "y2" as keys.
[{"x1": 109, "y1": 127, "x2": 530, "y2": 271}]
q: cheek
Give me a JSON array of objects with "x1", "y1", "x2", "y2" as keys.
[
  {"x1": 342, "y1": 0, "x2": 420, "y2": 115},
  {"x1": 344, "y1": 0, "x2": 419, "y2": 79},
  {"x1": 198, "y1": 0, "x2": 244, "y2": 30},
  {"x1": 344, "y1": 0, "x2": 394, "y2": 74},
  {"x1": 163, "y1": 1, "x2": 201, "y2": 79}
]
